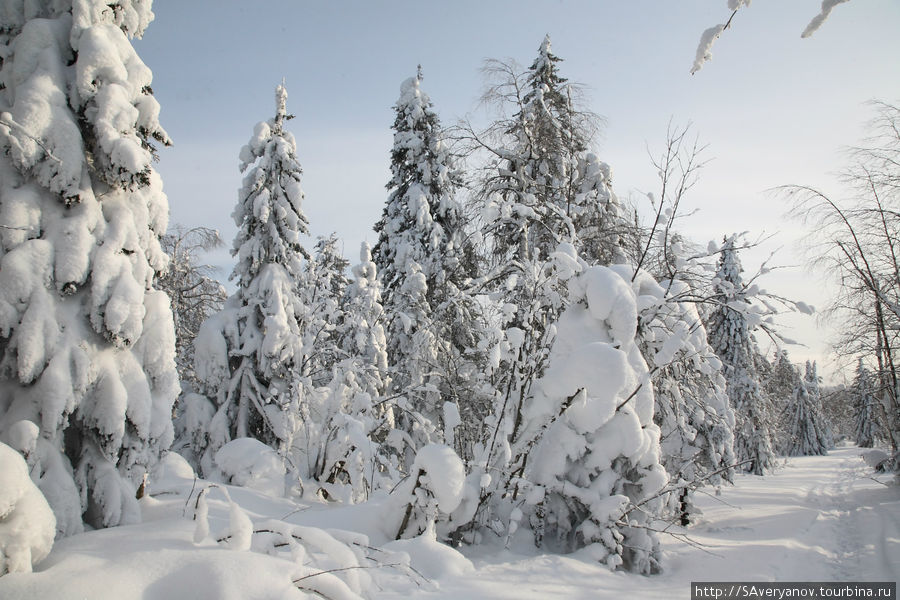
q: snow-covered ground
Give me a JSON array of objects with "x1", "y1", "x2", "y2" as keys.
[{"x1": 1, "y1": 445, "x2": 896, "y2": 599}]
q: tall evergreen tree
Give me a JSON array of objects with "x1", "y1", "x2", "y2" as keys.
[
  {"x1": 192, "y1": 84, "x2": 308, "y2": 474},
  {"x1": 707, "y1": 236, "x2": 775, "y2": 475},
  {"x1": 0, "y1": 0, "x2": 177, "y2": 534},
  {"x1": 766, "y1": 349, "x2": 801, "y2": 454},
  {"x1": 373, "y1": 70, "x2": 483, "y2": 456}
]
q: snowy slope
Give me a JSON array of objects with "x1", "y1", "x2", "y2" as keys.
[{"x1": 0, "y1": 446, "x2": 896, "y2": 599}]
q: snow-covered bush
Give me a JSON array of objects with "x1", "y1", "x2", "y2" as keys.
[
  {"x1": 213, "y1": 438, "x2": 286, "y2": 497},
  {"x1": 0, "y1": 442, "x2": 56, "y2": 575},
  {"x1": 391, "y1": 444, "x2": 465, "y2": 540},
  {"x1": 518, "y1": 264, "x2": 667, "y2": 573},
  {"x1": 0, "y1": 0, "x2": 178, "y2": 531}
]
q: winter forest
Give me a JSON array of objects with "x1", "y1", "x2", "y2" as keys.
[{"x1": 0, "y1": 1, "x2": 898, "y2": 598}]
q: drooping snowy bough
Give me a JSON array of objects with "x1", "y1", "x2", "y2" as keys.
[
  {"x1": 0, "y1": 441, "x2": 56, "y2": 575},
  {"x1": 0, "y1": 0, "x2": 177, "y2": 533}
]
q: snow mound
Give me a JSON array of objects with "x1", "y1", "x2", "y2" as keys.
[
  {"x1": 413, "y1": 444, "x2": 465, "y2": 514},
  {"x1": 0, "y1": 442, "x2": 56, "y2": 575},
  {"x1": 861, "y1": 449, "x2": 891, "y2": 472},
  {"x1": 153, "y1": 452, "x2": 197, "y2": 483},
  {"x1": 214, "y1": 438, "x2": 285, "y2": 497},
  {"x1": 383, "y1": 524, "x2": 474, "y2": 580}
]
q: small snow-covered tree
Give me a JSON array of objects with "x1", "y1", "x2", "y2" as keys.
[
  {"x1": 308, "y1": 242, "x2": 394, "y2": 501},
  {"x1": 340, "y1": 243, "x2": 388, "y2": 399},
  {"x1": 157, "y1": 225, "x2": 226, "y2": 389},
  {"x1": 707, "y1": 236, "x2": 776, "y2": 475},
  {"x1": 518, "y1": 263, "x2": 667, "y2": 573},
  {"x1": 300, "y1": 233, "x2": 349, "y2": 386},
  {"x1": 853, "y1": 358, "x2": 880, "y2": 448},
  {"x1": 192, "y1": 84, "x2": 308, "y2": 475},
  {"x1": 642, "y1": 276, "x2": 735, "y2": 526},
  {"x1": 373, "y1": 70, "x2": 483, "y2": 457},
  {"x1": 0, "y1": 1, "x2": 178, "y2": 532}
]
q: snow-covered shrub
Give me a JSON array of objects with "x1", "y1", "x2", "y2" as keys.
[
  {"x1": 0, "y1": 442, "x2": 56, "y2": 575},
  {"x1": 0, "y1": 0, "x2": 178, "y2": 531},
  {"x1": 214, "y1": 438, "x2": 286, "y2": 497},
  {"x1": 391, "y1": 444, "x2": 465, "y2": 540},
  {"x1": 519, "y1": 264, "x2": 667, "y2": 574}
]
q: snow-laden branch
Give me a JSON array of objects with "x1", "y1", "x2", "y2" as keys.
[{"x1": 801, "y1": 0, "x2": 852, "y2": 39}]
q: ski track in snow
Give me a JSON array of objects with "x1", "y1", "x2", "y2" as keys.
[{"x1": 0, "y1": 446, "x2": 896, "y2": 599}]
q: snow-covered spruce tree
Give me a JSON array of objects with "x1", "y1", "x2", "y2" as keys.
[
  {"x1": 639, "y1": 275, "x2": 735, "y2": 526},
  {"x1": 765, "y1": 349, "x2": 801, "y2": 454},
  {"x1": 300, "y1": 242, "x2": 393, "y2": 501},
  {"x1": 803, "y1": 360, "x2": 834, "y2": 449},
  {"x1": 451, "y1": 37, "x2": 630, "y2": 545},
  {"x1": 301, "y1": 233, "x2": 349, "y2": 387},
  {"x1": 0, "y1": 1, "x2": 177, "y2": 534},
  {"x1": 706, "y1": 236, "x2": 775, "y2": 475},
  {"x1": 373, "y1": 70, "x2": 484, "y2": 458},
  {"x1": 784, "y1": 376, "x2": 829, "y2": 457},
  {"x1": 340, "y1": 243, "x2": 388, "y2": 401},
  {"x1": 853, "y1": 358, "x2": 880, "y2": 448},
  {"x1": 515, "y1": 262, "x2": 667, "y2": 573},
  {"x1": 479, "y1": 35, "x2": 622, "y2": 269},
  {"x1": 191, "y1": 84, "x2": 308, "y2": 478}
]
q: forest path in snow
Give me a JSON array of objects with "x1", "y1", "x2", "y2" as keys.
[{"x1": 377, "y1": 445, "x2": 899, "y2": 599}]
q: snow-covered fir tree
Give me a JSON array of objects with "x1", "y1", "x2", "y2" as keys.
[
  {"x1": 783, "y1": 375, "x2": 828, "y2": 456},
  {"x1": 298, "y1": 242, "x2": 393, "y2": 501},
  {"x1": 641, "y1": 276, "x2": 736, "y2": 526},
  {"x1": 0, "y1": 0, "x2": 178, "y2": 534},
  {"x1": 301, "y1": 233, "x2": 349, "y2": 387},
  {"x1": 190, "y1": 84, "x2": 308, "y2": 477},
  {"x1": 451, "y1": 37, "x2": 640, "y2": 551},
  {"x1": 707, "y1": 236, "x2": 775, "y2": 475},
  {"x1": 853, "y1": 358, "x2": 880, "y2": 448},
  {"x1": 475, "y1": 37, "x2": 594, "y2": 480},
  {"x1": 803, "y1": 360, "x2": 834, "y2": 449},
  {"x1": 340, "y1": 243, "x2": 388, "y2": 400},
  {"x1": 765, "y1": 349, "x2": 801, "y2": 454},
  {"x1": 373, "y1": 69, "x2": 484, "y2": 458}
]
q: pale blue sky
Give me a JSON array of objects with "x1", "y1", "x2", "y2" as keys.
[{"x1": 134, "y1": 1, "x2": 900, "y2": 380}]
